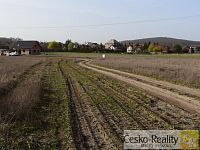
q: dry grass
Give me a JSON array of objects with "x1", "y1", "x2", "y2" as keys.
[
  {"x1": 0, "y1": 60, "x2": 74, "y2": 149},
  {"x1": 0, "y1": 62, "x2": 47, "y2": 150},
  {"x1": 0, "y1": 56, "x2": 44, "y2": 84},
  {"x1": 93, "y1": 56, "x2": 200, "y2": 88},
  {"x1": 0, "y1": 69, "x2": 43, "y2": 120},
  {"x1": 0, "y1": 56, "x2": 46, "y2": 96},
  {"x1": 0, "y1": 57, "x2": 47, "y2": 132}
]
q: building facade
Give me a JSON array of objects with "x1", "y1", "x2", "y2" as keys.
[
  {"x1": 15, "y1": 41, "x2": 42, "y2": 55},
  {"x1": 105, "y1": 39, "x2": 120, "y2": 51}
]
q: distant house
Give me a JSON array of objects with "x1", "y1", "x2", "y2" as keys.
[
  {"x1": 15, "y1": 41, "x2": 42, "y2": 55},
  {"x1": 105, "y1": 39, "x2": 121, "y2": 51},
  {"x1": 160, "y1": 45, "x2": 170, "y2": 53},
  {"x1": 127, "y1": 44, "x2": 144, "y2": 54},
  {"x1": 189, "y1": 46, "x2": 200, "y2": 54},
  {"x1": 0, "y1": 45, "x2": 9, "y2": 56},
  {"x1": 127, "y1": 45, "x2": 133, "y2": 53},
  {"x1": 182, "y1": 46, "x2": 190, "y2": 53},
  {"x1": 85, "y1": 42, "x2": 99, "y2": 49}
]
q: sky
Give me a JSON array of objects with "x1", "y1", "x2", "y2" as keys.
[{"x1": 0, "y1": 0, "x2": 200, "y2": 43}]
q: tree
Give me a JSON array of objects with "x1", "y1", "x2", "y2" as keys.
[
  {"x1": 143, "y1": 42, "x2": 148, "y2": 50},
  {"x1": 48, "y1": 41, "x2": 62, "y2": 50},
  {"x1": 68, "y1": 42, "x2": 75, "y2": 51},
  {"x1": 100, "y1": 43, "x2": 104, "y2": 50},
  {"x1": 148, "y1": 43, "x2": 155, "y2": 52},
  {"x1": 124, "y1": 43, "x2": 127, "y2": 48},
  {"x1": 64, "y1": 39, "x2": 71, "y2": 50},
  {"x1": 172, "y1": 44, "x2": 182, "y2": 53},
  {"x1": 148, "y1": 41, "x2": 151, "y2": 47},
  {"x1": 153, "y1": 46, "x2": 162, "y2": 52},
  {"x1": 148, "y1": 43, "x2": 162, "y2": 52}
]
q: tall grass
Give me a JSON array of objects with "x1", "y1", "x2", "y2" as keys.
[
  {"x1": 94, "y1": 56, "x2": 200, "y2": 88},
  {"x1": 0, "y1": 56, "x2": 44, "y2": 84},
  {"x1": 0, "y1": 61, "x2": 47, "y2": 149},
  {"x1": 0, "y1": 57, "x2": 46, "y2": 135},
  {"x1": 0, "y1": 56, "x2": 45, "y2": 96}
]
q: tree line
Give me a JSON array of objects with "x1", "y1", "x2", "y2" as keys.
[
  {"x1": 42, "y1": 40, "x2": 192, "y2": 54},
  {"x1": 44, "y1": 40, "x2": 104, "y2": 53}
]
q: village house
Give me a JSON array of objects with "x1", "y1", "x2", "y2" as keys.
[
  {"x1": 127, "y1": 44, "x2": 144, "y2": 54},
  {"x1": 105, "y1": 39, "x2": 121, "y2": 51},
  {"x1": 189, "y1": 45, "x2": 200, "y2": 53},
  {"x1": 127, "y1": 45, "x2": 133, "y2": 53},
  {"x1": 159, "y1": 45, "x2": 170, "y2": 53},
  {"x1": 14, "y1": 41, "x2": 42, "y2": 55},
  {"x1": 0, "y1": 45, "x2": 10, "y2": 56},
  {"x1": 182, "y1": 46, "x2": 190, "y2": 53},
  {"x1": 85, "y1": 42, "x2": 99, "y2": 49}
]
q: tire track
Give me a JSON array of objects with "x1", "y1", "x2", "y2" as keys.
[
  {"x1": 69, "y1": 64, "x2": 174, "y2": 129},
  {"x1": 79, "y1": 60, "x2": 200, "y2": 115},
  {"x1": 88, "y1": 60, "x2": 200, "y2": 99},
  {"x1": 59, "y1": 61, "x2": 119, "y2": 150},
  {"x1": 73, "y1": 63, "x2": 199, "y2": 129}
]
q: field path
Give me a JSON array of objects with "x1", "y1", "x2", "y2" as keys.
[{"x1": 79, "y1": 60, "x2": 200, "y2": 115}]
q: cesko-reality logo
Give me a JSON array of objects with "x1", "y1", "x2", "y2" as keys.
[
  {"x1": 124, "y1": 130, "x2": 199, "y2": 149},
  {"x1": 180, "y1": 130, "x2": 199, "y2": 149}
]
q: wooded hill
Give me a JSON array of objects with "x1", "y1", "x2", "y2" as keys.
[{"x1": 121, "y1": 37, "x2": 200, "y2": 47}]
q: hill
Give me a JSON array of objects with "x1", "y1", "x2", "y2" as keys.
[{"x1": 121, "y1": 37, "x2": 200, "y2": 47}]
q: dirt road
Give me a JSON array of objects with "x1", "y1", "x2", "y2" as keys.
[{"x1": 79, "y1": 60, "x2": 200, "y2": 115}]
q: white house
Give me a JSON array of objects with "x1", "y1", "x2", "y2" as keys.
[
  {"x1": 127, "y1": 46, "x2": 133, "y2": 53},
  {"x1": 110, "y1": 45, "x2": 117, "y2": 50},
  {"x1": 105, "y1": 39, "x2": 120, "y2": 50}
]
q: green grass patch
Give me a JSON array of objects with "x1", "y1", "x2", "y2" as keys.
[{"x1": 41, "y1": 52, "x2": 200, "y2": 59}]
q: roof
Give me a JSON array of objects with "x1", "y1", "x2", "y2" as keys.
[
  {"x1": 106, "y1": 39, "x2": 119, "y2": 44},
  {"x1": 15, "y1": 41, "x2": 42, "y2": 50},
  {"x1": 190, "y1": 45, "x2": 200, "y2": 47},
  {"x1": 0, "y1": 45, "x2": 9, "y2": 49},
  {"x1": 86, "y1": 42, "x2": 98, "y2": 46}
]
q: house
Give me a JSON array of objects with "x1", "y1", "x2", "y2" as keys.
[
  {"x1": 85, "y1": 42, "x2": 99, "y2": 49},
  {"x1": 127, "y1": 46, "x2": 133, "y2": 53},
  {"x1": 134, "y1": 45, "x2": 143, "y2": 54},
  {"x1": 0, "y1": 46, "x2": 9, "y2": 56},
  {"x1": 160, "y1": 45, "x2": 170, "y2": 53},
  {"x1": 14, "y1": 41, "x2": 42, "y2": 55},
  {"x1": 182, "y1": 46, "x2": 190, "y2": 53},
  {"x1": 127, "y1": 44, "x2": 144, "y2": 54},
  {"x1": 105, "y1": 39, "x2": 121, "y2": 51},
  {"x1": 189, "y1": 46, "x2": 200, "y2": 53}
]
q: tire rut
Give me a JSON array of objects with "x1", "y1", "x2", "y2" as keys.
[
  {"x1": 88, "y1": 60, "x2": 200, "y2": 99},
  {"x1": 79, "y1": 60, "x2": 200, "y2": 115},
  {"x1": 59, "y1": 61, "x2": 119, "y2": 150},
  {"x1": 70, "y1": 64, "x2": 173, "y2": 129}
]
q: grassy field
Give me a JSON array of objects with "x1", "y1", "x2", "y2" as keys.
[
  {"x1": 43, "y1": 51, "x2": 200, "y2": 58},
  {"x1": 0, "y1": 57, "x2": 44, "y2": 86},
  {"x1": 0, "y1": 55, "x2": 200, "y2": 149},
  {"x1": 92, "y1": 54, "x2": 200, "y2": 88}
]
